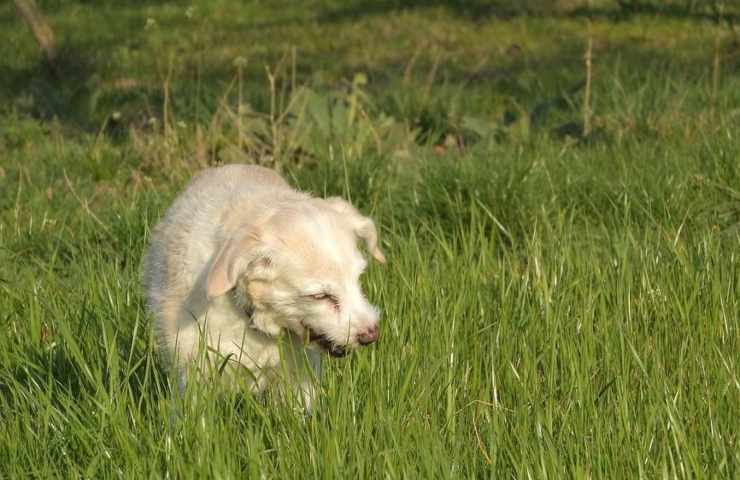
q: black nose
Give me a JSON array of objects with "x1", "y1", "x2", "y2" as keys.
[{"x1": 357, "y1": 325, "x2": 379, "y2": 345}]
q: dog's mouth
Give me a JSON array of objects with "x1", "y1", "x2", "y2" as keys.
[{"x1": 305, "y1": 327, "x2": 347, "y2": 358}]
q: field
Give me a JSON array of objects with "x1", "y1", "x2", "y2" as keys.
[{"x1": 1, "y1": 0, "x2": 739, "y2": 477}]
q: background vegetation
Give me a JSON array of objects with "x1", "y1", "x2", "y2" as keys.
[{"x1": 1, "y1": 0, "x2": 738, "y2": 477}]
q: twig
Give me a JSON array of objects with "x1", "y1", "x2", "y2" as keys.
[
  {"x1": 357, "y1": 104, "x2": 383, "y2": 154},
  {"x1": 711, "y1": 14, "x2": 723, "y2": 114},
  {"x1": 163, "y1": 52, "x2": 175, "y2": 140},
  {"x1": 473, "y1": 414, "x2": 493, "y2": 466},
  {"x1": 291, "y1": 46, "x2": 297, "y2": 93},
  {"x1": 423, "y1": 51, "x2": 442, "y2": 101},
  {"x1": 583, "y1": 1, "x2": 594, "y2": 137},
  {"x1": 63, "y1": 170, "x2": 112, "y2": 235},
  {"x1": 14, "y1": 0, "x2": 58, "y2": 73},
  {"x1": 403, "y1": 43, "x2": 426, "y2": 85},
  {"x1": 234, "y1": 57, "x2": 247, "y2": 151}
]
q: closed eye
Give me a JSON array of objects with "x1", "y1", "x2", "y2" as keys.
[{"x1": 306, "y1": 293, "x2": 340, "y2": 309}]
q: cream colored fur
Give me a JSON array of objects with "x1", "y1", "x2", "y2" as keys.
[{"x1": 142, "y1": 164, "x2": 385, "y2": 409}]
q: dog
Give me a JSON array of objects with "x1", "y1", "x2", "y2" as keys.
[{"x1": 142, "y1": 164, "x2": 385, "y2": 409}]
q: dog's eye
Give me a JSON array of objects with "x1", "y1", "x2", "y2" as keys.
[
  {"x1": 309, "y1": 293, "x2": 340, "y2": 309},
  {"x1": 311, "y1": 293, "x2": 337, "y2": 303}
]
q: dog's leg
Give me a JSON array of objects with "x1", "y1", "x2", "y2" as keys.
[
  {"x1": 279, "y1": 335, "x2": 323, "y2": 413},
  {"x1": 299, "y1": 350, "x2": 322, "y2": 414}
]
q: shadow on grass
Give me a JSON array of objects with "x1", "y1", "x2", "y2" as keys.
[
  {"x1": 1, "y1": 0, "x2": 735, "y2": 144},
  {"x1": 0, "y1": 46, "x2": 161, "y2": 137},
  {"x1": 574, "y1": 2, "x2": 739, "y2": 23},
  {"x1": 318, "y1": 0, "x2": 739, "y2": 24},
  {"x1": 0, "y1": 315, "x2": 172, "y2": 420}
]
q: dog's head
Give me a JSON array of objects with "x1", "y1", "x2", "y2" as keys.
[{"x1": 206, "y1": 197, "x2": 385, "y2": 357}]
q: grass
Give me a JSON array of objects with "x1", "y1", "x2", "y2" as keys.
[{"x1": 1, "y1": 0, "x2": 739, "y2": 477}]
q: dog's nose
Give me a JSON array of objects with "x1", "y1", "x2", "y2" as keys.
[{"x1": 357, "y1": 324, "x2": 379, "y2": 345}]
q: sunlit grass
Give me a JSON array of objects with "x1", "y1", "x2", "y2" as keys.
[
  {"x1": 2, "y1": 136, "x2": 738, "y2": 476},
  {"x1": 1, "y1": 1, "x2": 739, "y2": 477}
]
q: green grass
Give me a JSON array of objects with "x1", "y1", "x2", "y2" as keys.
[{"x1": 1, "y1": 1, "x2": 739, "y2": 477}]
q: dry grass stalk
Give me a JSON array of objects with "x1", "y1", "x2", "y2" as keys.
[
  {"x1": 711, "y1": 26, "x2": 722, "y2": 114},
  {"x1": 14, "y1": 0, "x2": 57, "y2": 69},
  {"x1": 583, "y1": 1, "x2": 594, "y2": 137}
]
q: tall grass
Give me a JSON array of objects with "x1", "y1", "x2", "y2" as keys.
[{"x1": 2, "y1": 134, "x2": 738, "y2": 476}]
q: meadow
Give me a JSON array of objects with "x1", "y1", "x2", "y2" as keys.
[{"x1": 1, "y1": 0, "x2": 739, "y2": 477}]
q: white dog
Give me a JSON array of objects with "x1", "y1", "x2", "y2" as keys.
[{"x1": 142, "y1": 164, "x2": 385, "y2": 409}]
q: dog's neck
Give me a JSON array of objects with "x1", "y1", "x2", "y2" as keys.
[{"x1": 230, "y1": 288, "x2": 281, "y2": 338}]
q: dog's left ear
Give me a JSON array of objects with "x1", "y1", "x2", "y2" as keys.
[{"x1": 325, "y1": 197, "x2": 386, "y2": 264}]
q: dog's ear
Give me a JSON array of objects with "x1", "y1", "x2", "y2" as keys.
[
  {"x1": 325, "y1": 197, "x2": 386, "y2": 264},
  {"x1": 206, "y1": 226, "x2": 270, "y2": 299}
]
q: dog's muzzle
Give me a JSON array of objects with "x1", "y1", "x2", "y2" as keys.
[{"x1": 306, "y1": 328, "x2": 347, "y2": 358}]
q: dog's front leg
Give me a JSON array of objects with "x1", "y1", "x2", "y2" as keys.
[
  {"x1": 296, "y1": 350, "x2": 322, "y2": 413},
  {"x1": 279, "y1": 335, "x2": 323, "y2": 413}
]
